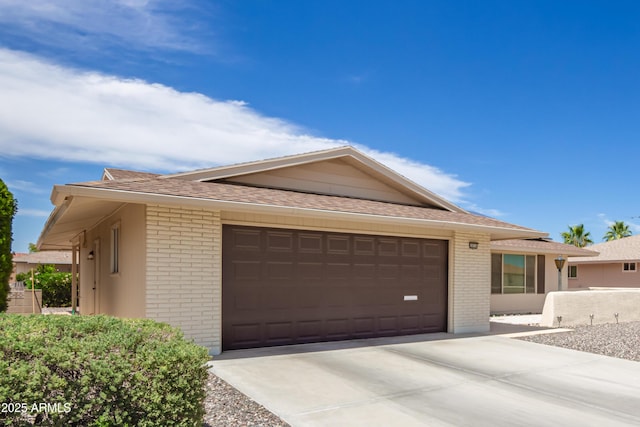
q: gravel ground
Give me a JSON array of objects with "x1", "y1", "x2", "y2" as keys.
[
  {"x1": 517, "y1": 321, "x2": 640, "y2": 362},
  {"x1": 203, "y1": 372, "x2": 289, "y2": 427},
  {"x1": 201, "y1": 322, "x2": 640, "y2": 426}
]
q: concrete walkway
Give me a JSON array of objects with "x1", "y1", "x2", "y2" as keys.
[{"x1": 209, "y1": 332, "x2": 640, "y2": 426}]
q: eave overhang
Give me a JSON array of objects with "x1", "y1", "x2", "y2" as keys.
[{"x1": 38, "y1": 184, "x2": 547, "y2": 250}]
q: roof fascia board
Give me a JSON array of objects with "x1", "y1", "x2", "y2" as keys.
[
  {"x1": 569, "y1": 258, "x2": 640, "y2": 264},
  {"x1": 37, "y1": 196, "x2": 73, "y2": 250},
  {"x1": 102, "y1": 169, "x2": 114, "y2": 181},
  {"x1": 490, "y1": 245, "x2": 595, "y2": 256},
  {"x1": 165, "y1": 147, "x2": 354, "y2": 181},
  {"x1": 52, "y1": 185, "x2": 546, "y2": 240}
]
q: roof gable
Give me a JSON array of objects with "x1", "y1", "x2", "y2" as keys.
[{"x1": 164, "y1": 146, "x2": 465, "y2": 212}]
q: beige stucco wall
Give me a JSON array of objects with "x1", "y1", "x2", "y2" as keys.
[
  {"x1": 79, "y1": 203, "x2": 146, "y2": 318},
  {"x1": 490, "y1": 256, "x2": 568, "y2": 314},
  {"x1": 146, "y1": 205, "x2": 221, "y2": 355},
  {"x1": 541, "y1": 289, "x2": 640, "y2": 327},
  {"x1": 569, "y1": 262, "x2": 640, "y2": 289}
]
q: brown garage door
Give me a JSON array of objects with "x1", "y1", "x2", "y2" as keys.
[{"x1": 222, "y1": 225, "x2": 448, "y2": 350}]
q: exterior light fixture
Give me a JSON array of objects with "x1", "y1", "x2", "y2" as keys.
[
  {"x1": 554, "y1": 255, "x2": 566, "y2": 291},
  {"x1": 87, "y1": 250, "x2": 94, "y2": 261},
  {"x1": 469, "y1": 242, "x2": 479, "y2": 250}
]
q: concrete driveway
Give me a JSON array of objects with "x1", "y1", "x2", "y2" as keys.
[{"x1": 209, "y1": 333, "x2": 640, "y2": 426}]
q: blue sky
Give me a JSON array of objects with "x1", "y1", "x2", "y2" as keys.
[{"x1": 1, "y1": 0, "x2": 639, "y2": 252}]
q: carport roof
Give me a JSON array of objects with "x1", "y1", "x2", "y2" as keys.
[{"x1": 491, "y1": 238, "x2": 599, "y2": 257}]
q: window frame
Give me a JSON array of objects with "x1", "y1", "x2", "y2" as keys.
[
  {"x1": 623, "y1": 262, "x2": 636, "y2": 273},
  {"x1": 110, "y1": 222, "x2": 120, "y2": 274},
  {"x1": 491, "y1": 253, "x2": 538, "y2": 295},
  {"x1": 568, "y1": 265, "x2": 578, "y2": 279}
]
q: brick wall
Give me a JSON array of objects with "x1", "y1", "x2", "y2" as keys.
[
  {"x1": 451, "y1": 231, "x2": 491, "y2": 333},
  {"x1": 146, "y1": 205, "x2": 222, "y2": 355}
]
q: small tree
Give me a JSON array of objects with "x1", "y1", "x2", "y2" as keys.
[
  {"x1": 21, "y1": 264, "x2": 73, "y2": 307},
  {"x1": 0, "y1": 178, "x2": 18, "y2": 312},
  {"x1": 603, "y1": 220, "x2": 632, "y2": 241},
  {"x1": 561, "y1": 224, "x2": 593, "y2": 248}
]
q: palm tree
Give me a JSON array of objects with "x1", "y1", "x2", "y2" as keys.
[
  {"x1": 603, "y1": 220, "x2": 632, "y2": 241},
  {"x1": 561, "y1": 224, "x2": 593, "y2": 247}
]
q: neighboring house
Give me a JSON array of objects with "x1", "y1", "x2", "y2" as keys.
[
  {"x1": 37, "y1": 146, "x2": 549, "y2": 355},
  {"x1": 11, "y1": 251, "x2": 72, "y2": 282},
  {"x1": 568, "y1": 235, "x2": 640, "y2": 289},
  {"x1": 490, "y1": 239, "x2": 597, "y2": 314}
]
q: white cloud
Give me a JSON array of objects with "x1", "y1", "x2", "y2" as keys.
[
  {"x1": 16, "y1": 208, "x2": 51, "y2": 218},
  {"x1": 5, "y1": 180, "x2": 47, "y2": 194},
  {"x1": 0, "y1": 48, "x2": 471, "y2": 203},
  {"x1": 0, "y1": 0, "x2": 209, "y2": 53}
]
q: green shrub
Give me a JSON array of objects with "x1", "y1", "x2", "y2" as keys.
[
  {"x1": 19, "y1": 265, "x2": 72, "y2": 307},
  {"x1": 0, "y1": 178, "x2": 17, "y2": 312},
  {"x1": 0, "y1": 314, "x2": 210, "y2": 426}
]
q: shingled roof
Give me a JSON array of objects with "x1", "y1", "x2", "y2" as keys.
[
  {"x1": 40, "y1": 148, "x2": 550, "y2": 249},
  {"x1": 491, "y1": 238, "x2": 598, "y2": 257},
  {"x1": 570, "y1": 235, "x2": 640, "y2": 263},
  {"x1": 65, "y1": 174, "x2": 541, "y2": 234}
]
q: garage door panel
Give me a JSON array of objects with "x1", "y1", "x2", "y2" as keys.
[
  {"x1": 378, "y1": 239, "x2": 399, "y2": 256},
  {"x1": 353, "y1": 263, "x2": 376, "y2": 280},
  {"x1": 266, "y1": 231, "x2": 294, "y2": 252},
  {"x1": 378, "y1": 264, "x2": 400, "y2": 279},
  {"x1": 326, "y1": 319, "x2": 350, "y2": 338},
  {"x1": 265, "y1": 322, "x2": 294, "y2": 343},
  {"x1": 401, "y1": 241, "x2": 421, "y2": 257},
  {"x1": 234, "y1": 290, "x2": 261, "y2": 310},
  {"x1": 223, "y1": 226, "x2": 448, "y2": 350},
  {"x1": 298, "y1": 262, "x2": 324, "y2": 280},
  {"x1": 298, "y1": 234, "x2": 323, "y2": 253},
  {"x1": 326, "y1": 262, "x2": 351, "y2": 279},
  {"x1": 354, "y1": 237, "x2": 375, "y2": 255},
  {"x1": 263, "y1": 288, "x2": 295, "y2": 309},
  {"x1": 298, "y1": 288, "x2": 324, "y2": 307},
  {"x1": 231, "y1": 229, "x2": 262, "y2": 251},
  {"x1": 323, "y1": 288, "x2": 352, "y2": 306},
  {"x1": 266, "y1": 261, "x2": 294, "y2": 279},
  {"x1": 423, "y1": 242, "x2": 446, "y2": 257},
  {"x1": 231, "y1": 323, "x2": 262, "y2": 346},
  {"x1": 232, "y1": 261, "x2": 262, "y2": 280},
  {"x1": 379, "y1": 316, "x2": 399, "y2": 332},
  {"x1": 353, "y1": 317, "x2": 375, "y2": 334},
  {"x1": 401, "y1": 265, "x2": 422, "y2": 281},
  {"x1": 327, "y1": 235, "x2": 350, "y2": 254},
  {"x1": 298, "y1": 320, "x2": 323, "y2": 339}
]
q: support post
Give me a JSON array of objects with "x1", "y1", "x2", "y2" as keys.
[{"x1": 71, "y1": 245, "x2": 78, "y2": 315}]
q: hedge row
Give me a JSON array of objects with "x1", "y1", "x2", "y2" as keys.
[{"x1": 0, "y1": 314, "x2": 210, "y2": 426}]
